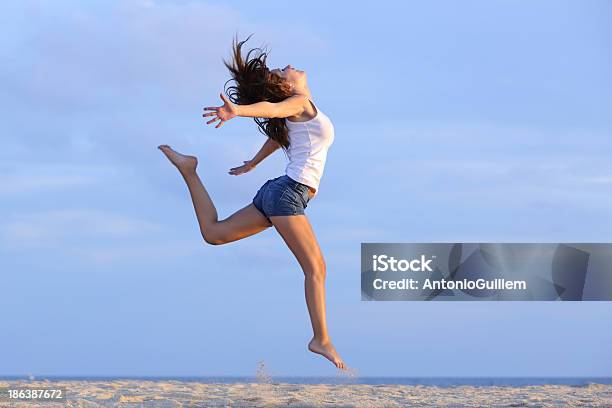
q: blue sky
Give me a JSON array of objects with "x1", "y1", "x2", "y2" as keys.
[{"x1": 1, "y1": 0, "x2": 611, "y2": 377}]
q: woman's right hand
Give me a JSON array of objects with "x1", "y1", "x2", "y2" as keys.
[
  {"x1": 203, "y1": 93, "x2": 238, "y2": 129},
  {"x1": 228, "y1": 160, "x2": 255, "y2": 176}
]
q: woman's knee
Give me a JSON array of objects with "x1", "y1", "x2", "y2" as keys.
[
  {"x1": 304, "y1": 258, "x2": 326, "y2": 280},
  {"x1": 201, "y1": 225, "x2": 227, "y2": 245}
]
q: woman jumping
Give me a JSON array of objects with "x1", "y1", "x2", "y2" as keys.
[{"x1": 158, "y1": 35, "x2": 344, "y2": 370}]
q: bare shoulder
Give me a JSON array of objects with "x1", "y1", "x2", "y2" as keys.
[{"x1": 285, "y1": 95, "x2": 316, "y2": 122}]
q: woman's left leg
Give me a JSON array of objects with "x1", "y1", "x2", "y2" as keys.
[
  {"x1": 270, "y1": 214, "x2": 346, "y2": 370},
  {"x1": 159, "y1": 145, "x2": 272, "y2": 245}
]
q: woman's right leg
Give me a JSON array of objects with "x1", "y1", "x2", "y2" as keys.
[
  {"x1": 270, "y1": 214, "x2": 346, "y2": 370},
  {"x1": 159, "y1": 145, "x2": 272, "y2": 245}
]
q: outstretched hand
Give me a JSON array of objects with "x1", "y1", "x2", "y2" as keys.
[
  {"x1": 228, "y1": 160, "x2": 255, "y2": 176},
  {"x1": 203, "y1": 93, "x2": 238, "y2": 129}
]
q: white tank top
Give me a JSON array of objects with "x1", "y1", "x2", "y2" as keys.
[{"x1": 285, "y1": 99, "x2": 335, "y2": 196}]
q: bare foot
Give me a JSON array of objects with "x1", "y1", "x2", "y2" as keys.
[
  {"x1": 308, "y1": 337, "x2": 346, "y2": 370},
  {"x1": 158, "y1": 144, "x2": 198, "y2": 175}
]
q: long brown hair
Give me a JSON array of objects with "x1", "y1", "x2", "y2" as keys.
[{"x1": 223, "y1": 34, "x2": 293, "y2": 153}]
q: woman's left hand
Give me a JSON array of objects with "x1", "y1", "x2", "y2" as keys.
[
  {"x1": 203, "y1": 93, "x2": 238, "y2": 129},
  {"x1": 228, "y1": 160, "x2": 255, "y2": 175}
]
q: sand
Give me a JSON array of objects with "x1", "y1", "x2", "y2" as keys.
[{"x1": 1, "y1": 380, "x2": 610, "y2": 407}]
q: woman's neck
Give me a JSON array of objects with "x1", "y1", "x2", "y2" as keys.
[{"x1": 293, "y1": 86, "x2": 312, "y2": 100}]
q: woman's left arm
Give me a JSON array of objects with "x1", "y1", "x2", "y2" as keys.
[
  {"x1": 204, "y1": 93, "x2": 307, "y2": 128},
  {"x1": 228, "y1": 138, "x2": 280, "y2": 176}
]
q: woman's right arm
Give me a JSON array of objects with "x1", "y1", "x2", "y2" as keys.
[
  {"x1": 236, "y1": 95, "x2": 307, "y2": 119},
  {"x1": 204, "y1": 93, "x2": 308, "y2": 128}
]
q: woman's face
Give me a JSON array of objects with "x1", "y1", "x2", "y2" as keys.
[{"x1": 270, "y1": 64, "x2": 306, "y2": 89}]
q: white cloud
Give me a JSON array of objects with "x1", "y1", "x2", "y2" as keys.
[
  {"x1": 6, "y1": 0, "x2": 328, "y2": 111},
  {"x1": 0, "y1": 163, "x2": 117, "y2": 195},
  {"x1": 0, "y1": 0, "x2": 329, "y2": 193},
  {"x1": 69, "y1": 239, "x2": 202, "y2": 264},
  {"x1": 1, "y1": 209, "x2": 162, "y2": 249},
  {"x1": 569, "y1": 175, "x2": 612, "y2": 185}
]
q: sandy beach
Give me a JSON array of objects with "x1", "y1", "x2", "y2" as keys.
[{"x1": 1, "y1": 380, "x2": 611, "y2": 407}]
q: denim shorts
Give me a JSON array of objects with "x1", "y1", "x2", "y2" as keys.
[{"x1": 252, "y1": 175, "x2": 312, "y2": 222}]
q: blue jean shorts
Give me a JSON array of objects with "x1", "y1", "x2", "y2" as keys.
[{"x1": 252, "y1": 175, "x2": 312, "y2": 222}]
